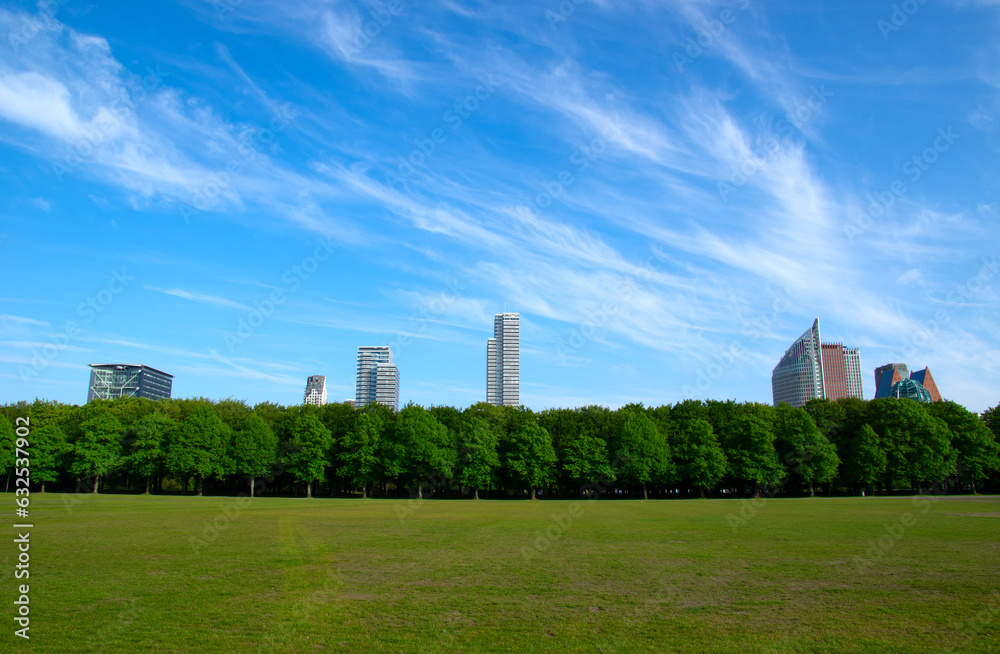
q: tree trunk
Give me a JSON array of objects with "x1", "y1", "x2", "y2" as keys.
[
  {"x1": 417, "y1": 483, "x2": 423, "y2": 500},
  {"x1": 474, "y1": 488, "x2": 480, "y2": 500},
  {"x1": 196, "y1": 476, "x2": 204, "y2": 496},
  {"x1": 144, "y1": 477, "x2": 151, "y2": 495},
  {"x1": 643, "y1": 484, "x2": 648, "y2": 500},
  {"x1": 971, "y1": 479, "x2": 977, "y2": 495},
  {"x1": 809, "y1": 482, "x2": 815, "y2": 497},
  {"x1": 362, "y1": 483, "x2": 367, "y2": 499},
  {"x1": 93, "y1": 476, "x2": 100, "y2": 493},
  {"x1": 250, "y1": 475, "x2": 256, "y2": 498},
  {"x1": 4, "y1": 473, "x2": 9, "y2": 493},
  {"x1": 699, "y1": 488, "x2": 705, "y2": 499},
  {"x1": 40, "y1": 480, "x2": 45, "y2": 493},
  {"x1": 307, "y1": 482, "x2": 313, "y2": 499}
]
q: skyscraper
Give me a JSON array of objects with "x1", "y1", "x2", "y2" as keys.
[
  {"x1": 356, "y1": 346, "x2": 399, "y2": 410},
  {"x1": 487, "y1": 312, "x2": 519, "y2": 406},
  {"x1": 820, "y1": 343, "x2": 865, "y2": 401},
  {"x1": 772, "y1": 319, "x2": 824, "y2": 408},
  {"x1": 87, "y1": 364, "x2": 173, "y2": 402},
  {"x1": 843, "y1": 347, "x2": 864, "y2": 400},
  {"x1": 771, "y1": 319, "x2": 864, "y2": 408},
  {"x1": 303, "y1": 375, "x2": 327, "y2": 406}
]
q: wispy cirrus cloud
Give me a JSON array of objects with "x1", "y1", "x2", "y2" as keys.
[{"x1": 142, "y1": 285, "x2": 251, "y2": 311}]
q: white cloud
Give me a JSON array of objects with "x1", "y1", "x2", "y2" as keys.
[
  {"x1": 142, "y1": 285, "x2": 251, "y2": 311},
  {"x1": 0, "y1": 72, "x2": 84, "y2": 139}
]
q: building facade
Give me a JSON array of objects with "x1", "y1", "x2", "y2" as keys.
[
  {"x1": 303, "y1": 375, "x2": 327, "y2": 406},
  {"x1": 487, "y1": 312, "x2": 519, "y2": 406},
  {"x1": 355, "y1": 346, "x2": 399, "y2": 410},
  {"x1": 875, "y1": 363, "x2": 941, "y2": 402},
  {"x1": 820, "y1": 343, "x2": 864, "y2": 401},
  {"x1": 87, "y1": 364, "x2": 173, "y2": 402},
  {"x1": 843, "y1": 347, "x2": 864, "y2": 400},
  {"x1": 909, "y1": 368, "x2": 941, "y2": 402},
  {"x1": 771, "y1": 319, "x2": 864, "y2": 408}
]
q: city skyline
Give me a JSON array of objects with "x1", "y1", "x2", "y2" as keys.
[
  {"x1": 1, "y1": 2, "x2": 998, "y2": 413},
  {"x1": 771, "y1": 319, "x2": 865, "y2": 408}
]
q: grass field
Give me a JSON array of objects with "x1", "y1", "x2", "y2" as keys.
[{"x1": 5, "y1": 493, "x2": 1000, "y2": 653}]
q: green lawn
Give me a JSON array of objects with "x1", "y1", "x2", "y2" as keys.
[{"x1": 5, "y1": 493, "x2": 1000, "y2": 653}]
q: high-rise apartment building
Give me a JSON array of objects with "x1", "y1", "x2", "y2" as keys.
[
  {"x1": 303, "y1": 375, "x2": 327, "y2": 406},
  {"x1": 355, "y1": 346, "x2": 399, "y2": 410},
  {"x1": 487, "y1": 312, "x2": 519, "y2": 406},
  {"x1": 771, "y1": 319, "x2": 864, "y2": 408},
  {"x1": 87, "y1": 364, "x2": 173, "y2": 402}
]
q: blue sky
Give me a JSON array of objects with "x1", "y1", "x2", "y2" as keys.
[{"x1": 1, "y1": 0, "x2": 998, "y2": 412}]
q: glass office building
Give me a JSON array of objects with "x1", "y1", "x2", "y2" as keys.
[
  {"x1": 87, "y1": 364, "x2": 173, "y2": 402},
  {"x1": 771, "y1": 319, "x2": 864, "y2": 408}
]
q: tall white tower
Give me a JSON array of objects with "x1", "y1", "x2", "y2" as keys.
[{"x1": 487, "y1": 313, "x2": 519, "y2": 406}]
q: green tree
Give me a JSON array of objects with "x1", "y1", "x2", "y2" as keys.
[
  {"x1": 866, "y1": 398, "x2": 955, "y2": 489},
  {"x1": 774, "y1": 405, "x2": 840, "y2": 496},
  {"x1": 674, "y1": 418, "x2": 726, "y2": 498},
  {"x1": 1, "y1": 416, "x2": 17, "y2": 492},
  {"x1": 612, "y1": 404, "x2": 671, "y2": 499},
  {"x1": 559, "y1": 428, "x2": 614, "y2": 498},
  {"x1": 929, "y1": 401, "x2": 1000, "y2": 494},
  {"x1": 456, "y1": 417, "x2": 500, "y2": 500},
  {"x1": 394, "y1": 404, "x2": 454, "y2": 499},
  {"x1": 71, "y1": 414, "x2": 125, "y2": 493},
  {"x1": 339, "y1": 413, "x2": 382, "y2": 499},
  {"x1": 319, "y1": 401, "x2": 359, "y2": 490},
  {"x1": 803, "y1": 398, "x2": 846, "y2": 443},
  {"x1": 844, "y1": 424, "x2": 887, "y2": 495},
  {"x1": 983, "y1": 402, "x2": 1000, "y2": 440},
  {"x1": 166, "y1": 405, "x2": 229, "y2": 495},
  {"x1": 126, "y1": 414, "x2": 173, "y2": 494},
  {"x1": 505, "y1": 422, "x2": 557, "y2": 499},
  {"x1": 909, "y1": 414, "x2": 957, "y2": 490},
  {"x1": 32, "y1": 424, "x2": 71, "y2": 492},
  {"x1": 232, "y1": 413, "x2": 278, "y2": 497},
  {"x1": 725, "y1": 412, "x2": 784, "y2": 497},
  {"x1": 285, "y1": 413, "x2": 333, "y2": 498}
]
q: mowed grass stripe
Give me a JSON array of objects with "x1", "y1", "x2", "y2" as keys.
[{"x1": 9, "y1": 494, "x2": 1000, "y2": 653}]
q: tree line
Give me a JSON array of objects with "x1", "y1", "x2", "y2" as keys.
[{"x1": 2, "y1": 396, "x2": 999, "y2": 499}]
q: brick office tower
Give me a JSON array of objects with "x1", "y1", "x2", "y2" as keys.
[{"x1": 821, "y1": 343, "x2": 864, "y2": 401}]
